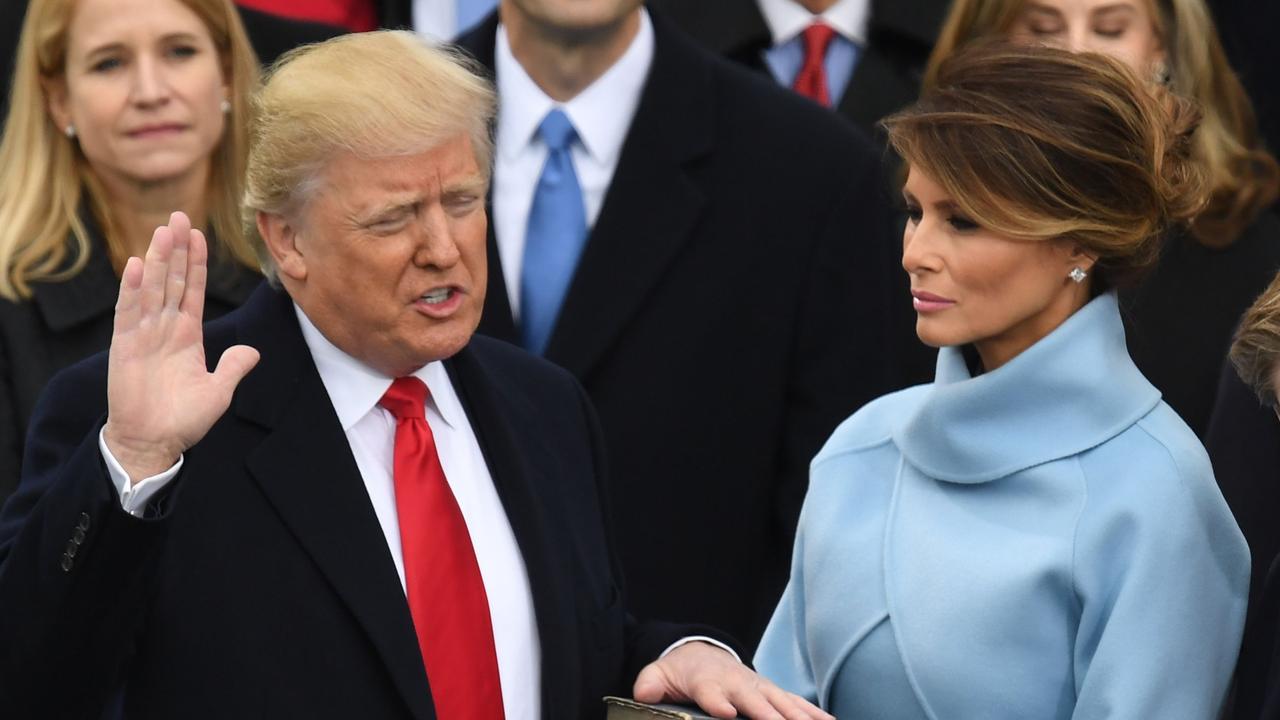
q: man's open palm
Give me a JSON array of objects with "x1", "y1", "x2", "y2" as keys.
[{"x1": 102, "y1": 212, "x2": 259, "y2": 482}]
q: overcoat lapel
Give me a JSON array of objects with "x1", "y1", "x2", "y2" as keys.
[
  {"x1": 464, "y1": 14, "x2": 713, "y2": 378},
  {"x1": 444, "y1": 343, "x2": 583, "y2": 712},
  {"x1": 231, "y1": 287, "x2": 437, "y2": 720},
  {"x1": 543, "y1": 22, "x2": 713, "y2": 377}
]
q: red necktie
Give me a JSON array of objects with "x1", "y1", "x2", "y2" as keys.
[
  {"x1": 380, "y1": 378, "x2": 505, "y2": 720},
  {"x1": 792, "y1": 23, "x2": 837, "y2": 107}
]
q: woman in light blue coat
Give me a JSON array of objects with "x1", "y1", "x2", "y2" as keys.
[{"x1": 753, "y1": 44, "x2": 1250, "y2": 720}]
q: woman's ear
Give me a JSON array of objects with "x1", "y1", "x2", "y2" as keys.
[
  {"x1": 1066, "y1": 243, "x2": 1098, "y2": 273},
  {"x1": 42, "y1": 76, "x2": 71, "y2": 133}
]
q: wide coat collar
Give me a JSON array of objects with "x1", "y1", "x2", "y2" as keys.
[
  {"x1": 893, "y1": 293, "x2": 1162, "y2": 484},
  {"x1": 456, "y1": 10, "x2": 715, "y2": 379},
  {"x1": 226, "y1": 283, "x2": 583, "y2": 719}
]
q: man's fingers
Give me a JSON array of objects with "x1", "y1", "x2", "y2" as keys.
[
  {"x1": 114, "y1": 256, "x2": 144, "y2": 334},
  {"x1": 689, "y1": 685, "x2": 746, "y2": 720},
  {"x1": 164, "y1": 215, "x2": 190, "y2": 311},
  {"x1": 212, "y1": 345, "x2": 260, "y2": 395},
  {"x1": 756, "y1": 684, "x2": 830, "y2": 720},
  {"x1": 632, "y1": 665, "x2": 668, "y2": 704},
  {"x1": 140, "y1": 226, "x2": 174, "y2": 317},
  {"x1": 181, "y1": 228, "x2": 209, "y2": 323}
]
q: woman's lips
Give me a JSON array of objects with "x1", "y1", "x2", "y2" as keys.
[
  {"x1": 126, "y1": 124, "x2": 187, "y2": 139},
  {"x1": 911, "y1": 289, "x2": 956, "y2": 313}
]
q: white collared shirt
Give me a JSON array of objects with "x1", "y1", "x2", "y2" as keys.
[
  {"x1": 412, "y1": 0, "x2": 498, "y2": 41},
  {"x1": 757, "y1": 0, "x2": 871, "y2": 46},
  {"x1": 102, "y1": 307, "x2": 542, "y2": 720},
  {"x1": 491, "y1": 10, "x2": 654, "y2": 319}
]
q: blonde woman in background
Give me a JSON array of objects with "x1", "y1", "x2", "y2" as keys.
[
  {"x1": 0, "y1": 0, "x2": 261, "y2": 499},
  {"x1": 924, "y1": 0, "x2": 1280, "y2": 439}
]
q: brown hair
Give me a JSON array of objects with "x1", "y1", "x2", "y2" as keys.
[
  {"x1": 924, "y1": 0, "x2": 1279, "y2": 248},
  {"x1": 1230, "y1": 273, "x2": 1280, "y2": 404},
  {"x1": 884, "y1": 42, "x2": 1207, "y2": 293},
  {"x1": 0, "y1": 0, "x2": 260, "y2": 301}
]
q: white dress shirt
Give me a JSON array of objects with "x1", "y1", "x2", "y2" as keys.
[
  {"x1": 757, "y1": 0, "x2": 870, "y2": 46},
  {"x1": 757, "y1": 0, "x2": 869, "y2": 106},
  {"x1": 491, "y1": 10, "x2": 654, "y2": 320},
  {"x1": 103, "y1": 306, "x2": 542, "y2": 720},
  {"x1": 412, "y1": 0, "x2": 498, "y2": 41}
]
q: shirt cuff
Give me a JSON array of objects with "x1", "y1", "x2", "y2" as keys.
[
  {"x1": 99, "y1": 427, "x2": 183, "y2": 518},
  {"x1": 659, "y1": 635, "x2": 742, "y2": 664}
]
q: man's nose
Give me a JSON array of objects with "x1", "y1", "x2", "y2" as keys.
[{"x1": 413, "y1": 205, "x2": 462, "y2": 268}]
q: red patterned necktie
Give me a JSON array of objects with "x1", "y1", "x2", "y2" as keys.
[
  {"x1": 792, "y1": 23, "x2": 837, "y2": 107},
  {"x1": 380, "y1": 377, "x2": 505, "y2": 719}
]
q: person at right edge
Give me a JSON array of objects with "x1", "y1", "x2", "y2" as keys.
[{"x1": 742, "y1": 43, "x2": 1248, "y2": 718}]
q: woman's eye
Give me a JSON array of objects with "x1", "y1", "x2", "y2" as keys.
[
  {"x1": 1093, "y1": 25, "x2": 1126, "y2": 38},
  {"x1": 904, "y1": 206, "x2": 923, "y2": 224},
  {"x1": 168, "y1": 44, "x2": 198, "y2": 60},
  {"x1": 90, "y1": 57, "x2": 121, "y2": 73},
  {"x1": 948, "y1": 215, "x2": 979, "y2": 231},
  {"x1": 1029, "y1": 23, "x2": 1063, "y2": 35}
]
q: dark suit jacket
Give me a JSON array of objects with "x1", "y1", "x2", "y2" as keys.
[
  {"x1": 1205, "y1": 358, "x2": 1280, "y2": 720},
  {"x1": 647, "y1": 0, "x2": 948, "y2": 139},
  {"x1": 0, "y1": 227, "x2": 258, "y2": 503},
  {"x1": 456, "y1": 10, "x2": 913, "y2": 652},
  {"x1": 0, "y1": 283, "x2": 714, "y2": 719},
  {"x1": 1123, "y1": 211, "x2": 1280, "y2": 437}
]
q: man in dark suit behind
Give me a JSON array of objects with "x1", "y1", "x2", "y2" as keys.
[
  {"x1": 648, "y1": 0, "x2": 947, "y2": 138},
  {"x1": 0, "y1": 31, "x2": 830, "y2": 720},
  {"x1": 455, "y1": 0, "x2": 909, "y2": 653}
]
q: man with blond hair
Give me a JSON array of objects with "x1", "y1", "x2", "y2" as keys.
[{"x1": 0, "y1": 31, "x2": 830, "y2": 720}]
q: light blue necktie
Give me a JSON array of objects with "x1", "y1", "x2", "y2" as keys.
[
  {"x1": 455, "y1": 0, "x2": 497, "y2": 36},
  {"x1": 520, "y1": 109, "x2": 587, "y2": 355}
]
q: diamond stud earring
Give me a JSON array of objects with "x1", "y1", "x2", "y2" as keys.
[
  {"x1": 64, "y1": 124, "x2": 76, "y2": 138},
  {"x1": 1069, "y1": 267, "x2": 1088, "y2": 284},
  {"x1": 220, "y1": 100, "x2": 231, "y2": 114}
]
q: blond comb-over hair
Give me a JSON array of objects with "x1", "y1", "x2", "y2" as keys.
[{"x1": 242, "y1": 30, "x2": 497, "y2": 282}]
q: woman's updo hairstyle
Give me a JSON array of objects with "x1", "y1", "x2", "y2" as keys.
[{"x1": 882, "y1": 41, "x2": 1209, "y2": 293}]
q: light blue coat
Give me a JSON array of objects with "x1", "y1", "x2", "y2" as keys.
[{"x1": 755, "y1": 293, "x2": 1249, "y2": 719}]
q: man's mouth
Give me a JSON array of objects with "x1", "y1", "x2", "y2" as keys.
[{"x1": 421, "y1": 288, "x2": 454, "y2": 305}]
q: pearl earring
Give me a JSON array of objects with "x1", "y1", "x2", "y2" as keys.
[
  {"x1": 64, "y1": 124, "x2": 76, "y2": 138},
  {"x1": 1069, "y1": 267, "x2": 1088, "y2": 284},
  {"x1": 1151, "y1": 60, "x2": 1170, "y2": 85},
  {"x1": 220, "y1": 99, "x2": 231, "y2": 114}
]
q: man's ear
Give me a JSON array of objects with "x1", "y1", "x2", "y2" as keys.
[
  {"x1": 42, "y1": 76, "x2": 71, "y2": 133},
  {"x1": 257, "y1": 211, "x2": 307, "y2": 282}
]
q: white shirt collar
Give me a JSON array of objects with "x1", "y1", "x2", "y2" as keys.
[
  {"x1": 495, "y1": 9, "x2": 654, "y2": 166},
  {"x1": 294, "y1": 304, "x2": 465, "y2": 431},
  {"x1": 756, "y1": 0, "x2": 871, "y2": 45}
]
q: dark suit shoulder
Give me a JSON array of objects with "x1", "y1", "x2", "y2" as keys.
[
  {"x1": 682, "y1": 30, "x2": 878, "y2": 163},
  {"x1": 464, "y1": 333, "x2": 584, "y2": 397}
]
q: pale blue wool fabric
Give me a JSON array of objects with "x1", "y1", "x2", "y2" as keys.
[{"x1": 756, "y1": 292, "x2": 1250, "y2": 719}]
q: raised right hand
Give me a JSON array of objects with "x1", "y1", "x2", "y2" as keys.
[{"x1": 102, "y1": 212, "x2": 260, "y2": 484}]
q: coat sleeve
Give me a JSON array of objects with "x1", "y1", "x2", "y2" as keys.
[
  {"x1": 752, "y1": 505, "x2": 820, "y2": 704},
  {"x1": 1070, "y1": 436, "x2": 1249, "y2": 719},
  {"x1": 0, "y1": 356, "x2": 172, "y2": 717}
]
